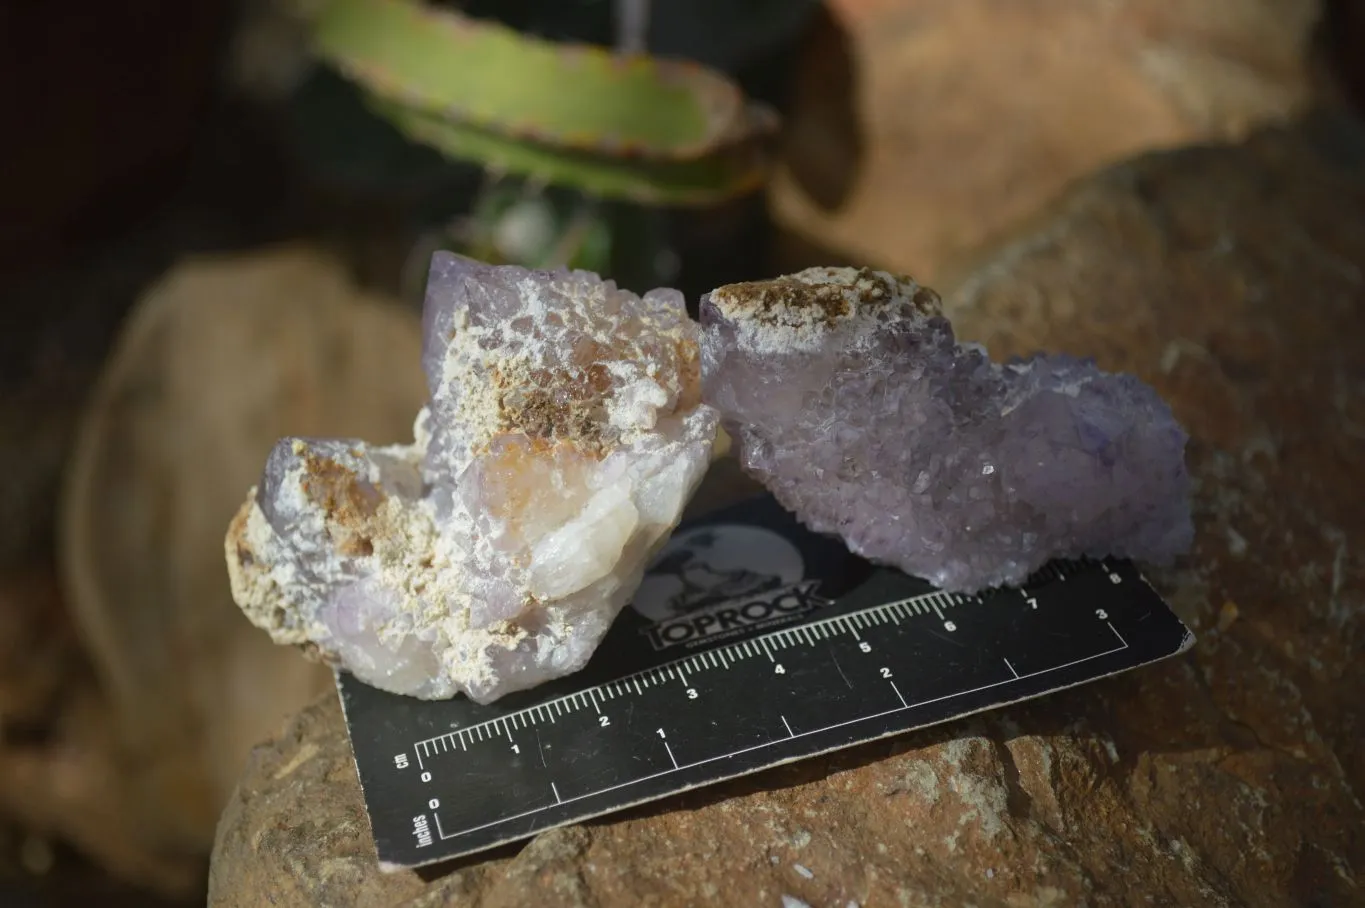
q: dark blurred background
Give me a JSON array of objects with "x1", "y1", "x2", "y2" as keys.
[{"x1": 0, "y1": 0, "x2": 1361, "y2": 904}]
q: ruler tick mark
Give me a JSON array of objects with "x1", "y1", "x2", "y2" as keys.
[
  {"x1": 782, "y1": 715, "x2": 794, "y2": 737},
  {"x1": 551, "y1": 782, "x2": 561, "y2": 804},
  {"x1": 1004, "y1": 658, "x2": 1019, "y2": 679},
  {"x1": 633, "y1": 679, "x2": 643, "y2": 696},
  {"x1": 664, "y1": 741, "x2": 679, "y2": 769},
  {"x1": 890, "y1": 680, "x2": 908, "y2": 707}
]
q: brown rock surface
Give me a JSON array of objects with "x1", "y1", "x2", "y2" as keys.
[
  {"x1": 207, "y1": 117, "x2": 1364, "y2": 907},
  {"x1": 776, "y1": 0, "x2": 1319, "y2": 281},
  {"x1": 0, "y1": 247, "x2": 428, "y2": 895}
]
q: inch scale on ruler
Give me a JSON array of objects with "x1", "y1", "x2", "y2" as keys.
[{"x1": 338, "y1": 495, "x2": 1194, "y2": 870}]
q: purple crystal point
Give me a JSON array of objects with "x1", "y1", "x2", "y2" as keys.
[{"x1": 699, "y1": 267, "x2": 1193, "y2": 592}]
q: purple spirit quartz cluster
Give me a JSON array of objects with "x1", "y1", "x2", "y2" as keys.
[
  {"x1": 699, "y1": 267, "x2": 1192, "y2": 592},
  {"x1": 226, "y1": 253, "x2": 716, "y2": 702}
]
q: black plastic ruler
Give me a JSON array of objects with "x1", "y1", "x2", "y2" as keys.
[{"x1": 337, "y1": 495, "x2": 1194, "y2": 870}]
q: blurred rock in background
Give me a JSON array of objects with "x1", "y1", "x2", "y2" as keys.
[
  {"x1": 2, "y1": 247, "x2": 428, "y2": 898},
  {"x1": 772, "y1": 0, "x2": 1321, "y2": 281},
  {"x1": 100, "y1": 247, "x2": 420, "y2": 877}
]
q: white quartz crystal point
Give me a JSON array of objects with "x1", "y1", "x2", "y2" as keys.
[
  {"x1": 698, "y1": 266, "x2": 1193, "y2": 593},
  {"x1": 225, "y1": 252, "x2": 718, "y2": 702}
]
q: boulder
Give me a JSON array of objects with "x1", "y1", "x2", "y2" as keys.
[
  {"x1": 775, "y1": 0, "x2": 1320, "y2": 281},
  {"x1": 209, "y1": 117, "x2": 1364, "y2": 907}
]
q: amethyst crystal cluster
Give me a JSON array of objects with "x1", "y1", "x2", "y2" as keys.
[
  {"x1": 226, "y1": 257, "x2": 1191, "y2": 702},
  {"x1": 226, "y1": 253, "x2": 716, "y2": 702},
  {"x1": 699, "y1": 267, "x2": 1192, "y2": 591}
]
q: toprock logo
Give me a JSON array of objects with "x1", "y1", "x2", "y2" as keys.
[{"x1": 632, "y1": 524, "x2": 831, "y2": 650}]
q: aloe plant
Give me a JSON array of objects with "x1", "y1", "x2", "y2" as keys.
[{"x1": 300, "y1": 0, "x2": 780, "y2": 207}]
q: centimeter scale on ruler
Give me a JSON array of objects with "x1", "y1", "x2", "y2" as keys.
[
  {"x1": 340, "y1": 555, "x2": 1192, "y2": 869},
  {"x1": 413, "y1": 578, "x2": 1080, "y2": 762}
]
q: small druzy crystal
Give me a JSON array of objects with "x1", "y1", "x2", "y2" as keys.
[
  {"x1": 698, "y1": 267, "x2": 1193, "y2": 593},
  {"x1": 225, "y1": 253, "x2": 717, "y2": 702}
]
